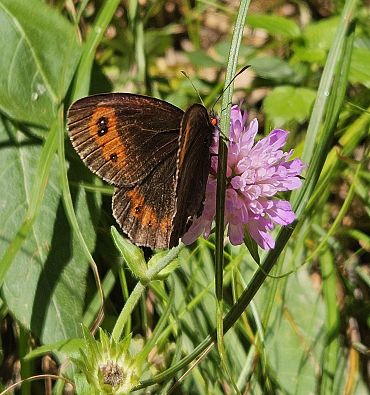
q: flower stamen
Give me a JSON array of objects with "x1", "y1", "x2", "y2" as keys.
[{"x1": 100, "y1": 360, "x2": 125, "y2": 387}]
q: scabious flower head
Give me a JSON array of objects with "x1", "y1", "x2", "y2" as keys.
[
  {"x1": 75, "y1": 327, "x2": 140, "y2": 395},
  {"x1": 182, "y1": 104, "x2": 304, "y2": 250}
]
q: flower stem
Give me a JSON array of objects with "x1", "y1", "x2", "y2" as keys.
[
  {"x1": 111, "y1": 244, "x2": 183, "y2": 342},
  {"x1": 215, "y1": 0, "x2": 251, "y2": 366}
]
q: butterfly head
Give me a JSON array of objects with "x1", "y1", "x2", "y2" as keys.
[{"x1": 209, "y1": 110, "x2": 218, "y2": 127}]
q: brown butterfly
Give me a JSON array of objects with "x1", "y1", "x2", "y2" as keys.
[{"x1": 67, "y1": 93, "x2": 215, "y2": 249}]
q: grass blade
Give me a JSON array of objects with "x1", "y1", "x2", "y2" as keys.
[
  {"x1": 214, "y1": 0, "x2": 251, "y2": 370},
  {"x1": 70, "y1": 0, "x2": 121, "y2": 99}
]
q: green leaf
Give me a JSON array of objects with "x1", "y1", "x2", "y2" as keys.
[
  {"x1": 243, "y1": 230, "x2": 260, "y2": 265},
  {"x1": 74, "y1": 374, "x2": 99, "y2": 395},
  {"x1": 303, "y1": 17, "x2": 340, "y2": 50},
  {"x1": 247, "y1": 14, "x2": 300, "y2": 39},
  {"x1": 145, "y1": 26, "x2": 174, "y2": 58},
  {"x1": 186, "y1": 50, "x2": 222, "y2": 68},
  {"x1": 0, "y1": 118, "x2": 99, "y2": 344},
  {"x1": 0, "y1": 0, "x2": 81, "y2": 126},
  {"x1": 292, "y1": 46, "x2": 327, "y2": 64},
  {"x1": 214, "y1": 40, "x2": 254, "y2": 63},
  {"x1": 320, "y1": 249, "x2": 340, "y2": 395},
  {"x1": 111, "y1": 227, "x2": 148, "y2": 282},
  {"x1": 349, "y1": 47, "x2": 370, "y2": 88},
  {"x1": 148, "y1": 251, "x2": 179, "y2": 280},
  {"x1": 262, "y1": 270, "x2": 325, "y2": 393},
  {"x1": 25, "y1": 338, "x2": 85, "y2": 361},
  {"x1": 263, "y1": 86, "x2": 316, "y2": 126},
  {"x1": 249, "y1": 56, "x2": 297, "y2": 82}
]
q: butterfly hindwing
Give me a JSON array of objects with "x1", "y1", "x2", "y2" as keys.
[
  {"x1": 67, "y1": 93, "x2": 183, "y2": 187},
  {"x1": 112, "y1": 155, "x2": 177, "y2": 249}
]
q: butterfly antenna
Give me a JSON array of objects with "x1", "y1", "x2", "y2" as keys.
[
  {"x1": 211, "y1": 65, "x2": 250, "y2": 113},
  {"x1": 181, "y1": 71, "x2": 206, "y2": 107}
]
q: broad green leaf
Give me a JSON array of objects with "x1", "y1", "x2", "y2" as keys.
[
  {"x1": 263, "y1": 86, "x2": 316, "y2": 126},
  {"x1": 249, "y1": 56, "x2": 297, "y2": 82},
  {"x1": 303, "y1": 17, "x2": 340, "y2": 50},
  {"x1": 256, "y1": 269, "x2": 368, "y2": 395},
  {"x1": 0, "y1": 0, "x2": 81, "y2": 127},
  {"x1": 247, "y1": 14, "x2": 300, "y2": 39},
  {"x1": 262, "y1": 270, "x2": 325, "y2": 393},
  {"x1": 0, "y1": 118, "x2": 100, "y2": 344}
]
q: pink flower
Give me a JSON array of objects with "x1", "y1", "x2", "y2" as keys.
[{"x1": 182, "y1": 105, "x2": 304, "y2": 250}]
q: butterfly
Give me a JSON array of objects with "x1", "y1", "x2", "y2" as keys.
[{"x1": 67, "y1": 93, "x2": 215, "y2": 249}]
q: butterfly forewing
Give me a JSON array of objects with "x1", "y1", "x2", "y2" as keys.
[
  {"x1": 67, "y1": 93, "x2": 183, "y2": 187},
  {"x1": 170, "y1": 104, "x2": 213, "y2": 247}
]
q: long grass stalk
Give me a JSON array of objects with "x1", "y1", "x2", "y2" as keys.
[{"x1": 214, "y1": 0, "x2": 251, "y2": 380}]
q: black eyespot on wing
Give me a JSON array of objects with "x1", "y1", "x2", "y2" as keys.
[{"x1": 67, "y1": 93, "x2": 184, "y2": 187}]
